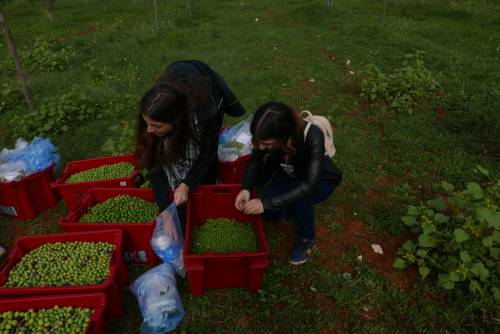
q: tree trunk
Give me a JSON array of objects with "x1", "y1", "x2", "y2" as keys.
[
  {"x1": 45, "y1": 0, "x2": 55, "y2": 23},
  {"x1": 382, "y1": 0, "x2": 388, "y2": 26},
  {"x1": 153, "y1": 0, "x2": 159, "y2": 33},
  {"x1": 0, "y1": 8, "x2": 35, "y2": 113}
]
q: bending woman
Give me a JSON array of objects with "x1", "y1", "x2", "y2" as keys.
[{"x1": 135, "y1": 60, "x2": 245, "y2": 221}]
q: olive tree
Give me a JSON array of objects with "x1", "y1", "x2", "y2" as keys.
[{"x1": 0, "y1": 2, "x2": 35, "y2": 113}]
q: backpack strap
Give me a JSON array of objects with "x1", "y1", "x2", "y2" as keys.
[{"x1": 304, "y1": 122, "x2": 312, "y2": 142}]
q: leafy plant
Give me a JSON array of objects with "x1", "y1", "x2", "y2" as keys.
[
  {"x1": 394, "y1": 166, "x2": 499, "y2": 303},
  {"x1": 360, "y1": 51, "x2": 440, "y2": 113},
  {"x1": 25, "y1": 38, "x2": 73, "y2": 72},
  {"x1": 10, "y1": 91, "x2": 101, "y2": 139},
  {"x1": 101, "y1": 121, "x2": 135, "y2": 156},
  {"x1": 0, "y1": 82, "x2": 23, "y2": 113}
]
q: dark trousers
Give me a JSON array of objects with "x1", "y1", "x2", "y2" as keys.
[{"x1": 262, "y1": 171, "x2": 336, "y2": 240}]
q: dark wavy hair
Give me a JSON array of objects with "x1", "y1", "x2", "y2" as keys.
[
  {"x1": 135, "y1": 73, "x2": 208, "y2": 170},
  {"x1": 251, "y1": 101, "x2": 306, "y2": 156}
]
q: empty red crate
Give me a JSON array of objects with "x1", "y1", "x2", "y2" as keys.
[
  {"x1": 51, "y1": 155, "x2": 139, "y2": 211},
  {"x1": 184, "y1": 184, "x2": 269, "y2": 296},
  {"x1": 59, "y1": 188, "x2": 160, "y2": 265},
  {"x1": 0, "y1": 293, "x2": 107, "y2": 334},
  {"x1": 0, "y1": 164, "x2": 59, "y2": 221},
  {"x1": 217, "y1": 154, "x2": 251, "y2": 184},
  {"x1": 0, "y1": 230, "x2": 128, "y2": 320}
]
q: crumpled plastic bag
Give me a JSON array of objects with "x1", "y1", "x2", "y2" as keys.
[
  {"x1": 218, "y1": 117, "x2": 252, "y2": 162},
  {"x1": 0, "y1": 161, "x2": 29, "y2": 181},
  {"x1": 130, "y1": 263, "x2": 185, "y2": 334},
  {"x1": 151, "y1": 203, "x2": 185, "y2": 277},
  {"x1": 0, "y1": 137, "x2": 60, "y2": 181}
]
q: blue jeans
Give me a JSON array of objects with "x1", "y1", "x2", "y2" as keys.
[{"x1": 262, "y1": 171, "x2": 337, "y2": 240}]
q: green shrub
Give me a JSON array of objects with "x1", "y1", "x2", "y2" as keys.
[
  {"x1": 25, "y1": 38, "x2": 74, "y2": 72},
  {"x1": 0, "y1": 82, "x2": 23, "y2": 113},
  {"x1": 101, "y1": 121, "x2": 135, "y2": 156},
  {"x1": 394, "y1": 166, "x2": 499, "y2": 303},
  {"x1": 360, "y1": 51, "x2": 440, "y2": 113},
  {"x1": 10, "y1": 91, "x2": 101, "y2": 139}
]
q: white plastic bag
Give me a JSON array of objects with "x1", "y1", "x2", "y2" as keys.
[
  {"x1": 0, "y1": 137, "x2": 60, "y2": 180},
  {"x1": 218, "y1": 118, "x2": 252, "y2": 162},
  {"x1": 151, "y1": 203, "x2": 184, "y2": 276},
  {"x1": 130, "y1": 263, "x2": 185, "y2": 334},
  {"x1": 0, "y1": 161, "x2": 28, "y2": 181}
]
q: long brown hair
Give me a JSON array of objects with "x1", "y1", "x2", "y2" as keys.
[
  {"x1": 135, "y1": 74, "x2": 208, "y2": 170},
  {"x1": 251, "y1": 101, "x2": 306, "y2": 160}
]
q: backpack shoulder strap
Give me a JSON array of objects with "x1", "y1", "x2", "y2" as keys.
[{"x1": 303, "y1": 122, "x2": 312, "y2": 142}]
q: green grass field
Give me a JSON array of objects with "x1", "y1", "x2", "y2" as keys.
[{"x1": 0, "y1": 0, "x2": 499, "y2": 333}]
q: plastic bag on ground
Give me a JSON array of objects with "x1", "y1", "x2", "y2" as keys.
[
  {"x1": 130, "y1": 263, "x2": 185, "y2": 334},
  {"x1": 151, "y1": 203, "x2": 184, "y2": 276}
]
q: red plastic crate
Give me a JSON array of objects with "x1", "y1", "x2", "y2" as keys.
[
  {"x1": 0, "y1": 164, "x2": 59, "y2": 221},
  {"x1": 184, "y1": 184, "x2": 269, "y2": 296},
  {"x1": 59, "y1": 188, "x2": 160, "y2": 265},
  {"x1": 51, "y1": 155, "x2": 139, "y2": 211},
  {"x1": 0, "y1": 293, "x2": 107, "y2": 334},
  {"x1": 217, "y1": 154, "x2": 251, "y2": 184},
  {"x1": 0, "y1": 230, "x2": 128, "y2": 320}
]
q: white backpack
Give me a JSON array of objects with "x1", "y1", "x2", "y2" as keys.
[{"x1": 301, "y1": 110, "x2": 336, "y2": 158}]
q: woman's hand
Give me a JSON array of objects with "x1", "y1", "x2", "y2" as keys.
[
  {"x1": 235, "y1": 190, "x2": 251, "y2": 211},
  {"x1": 243, "y1": 199, "x2": 264, "y2": 215},
  {"x1": 173, "y1": 183, "x2": 189, "y2": 206}
]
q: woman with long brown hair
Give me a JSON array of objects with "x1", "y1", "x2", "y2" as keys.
[
  {"x1": 235, "y1": 101, "x2": 342, "y2": 265},
  {"x1": 136, "y1": 60, "x2": 245, "y2": 235}
]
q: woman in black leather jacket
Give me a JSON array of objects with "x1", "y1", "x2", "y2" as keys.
[{"x1": 235, "y1": 101, "x2": 342, "y2": 265}]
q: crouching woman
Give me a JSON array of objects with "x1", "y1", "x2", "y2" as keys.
[{"x1": 234, "y1": 101, "x2": 342, "y2": 265}]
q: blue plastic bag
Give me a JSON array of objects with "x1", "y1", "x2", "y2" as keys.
[
  {"x1": 0, "y1": 137, "x2": 60, "y2": 176},
  {"x1": 130, "y1": 263, "x2": 185, "y2": 334},
  {"x1": 151, "y1": 203, "x2": 184, "y2": 276}
]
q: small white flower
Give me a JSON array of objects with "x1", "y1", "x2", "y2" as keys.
[
  {"x1": 346, "y1": 60, "x2": 351, "y2": 65},
  {"x1": 310, "y1": 286, "x2": 317, "y2": 292},
  {"x1": 255, "y1": 18, "x2": 260, "y2": 22},
  {"x1": 357, "y1": 255, "x2": 363, "y2": 262},
  {"x1": 282, "y1": 83, "x2": 287, "y2": 86},
  {"x1": 331, "y1": 56, "x2": 335, "y2": 60},
  {"x1": 273, "y1": 46, "x2": 277, "y2": 50},
  {"x1": 353, "y1": 212, "x2": 357, "y2": 216},
  {"x1": 308, "y1": 78, "x2": 315, "y2": 82},
  {"x1": 349, "y1": 70, "x2": 355, "y2": 75}
]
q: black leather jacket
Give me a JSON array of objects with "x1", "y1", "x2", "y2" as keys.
[{"x1": 242, "y1": 124, "x2": 342, "y2": 211}]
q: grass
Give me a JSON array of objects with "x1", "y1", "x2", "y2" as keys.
[{"x1": 0, "y1": 0, "x2": 499, "y2": 333}]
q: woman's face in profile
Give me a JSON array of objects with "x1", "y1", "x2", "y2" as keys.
[
  {"x1": 143, "y1": 115, "x2": 175, "y2": 137},
  {"x1": 257, "y1": 138, "x2": 280, "y2": 152}
]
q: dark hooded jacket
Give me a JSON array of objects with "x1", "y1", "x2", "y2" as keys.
[{"x1": 150, "y1": 60, "x2": 245, "y2": 211}]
